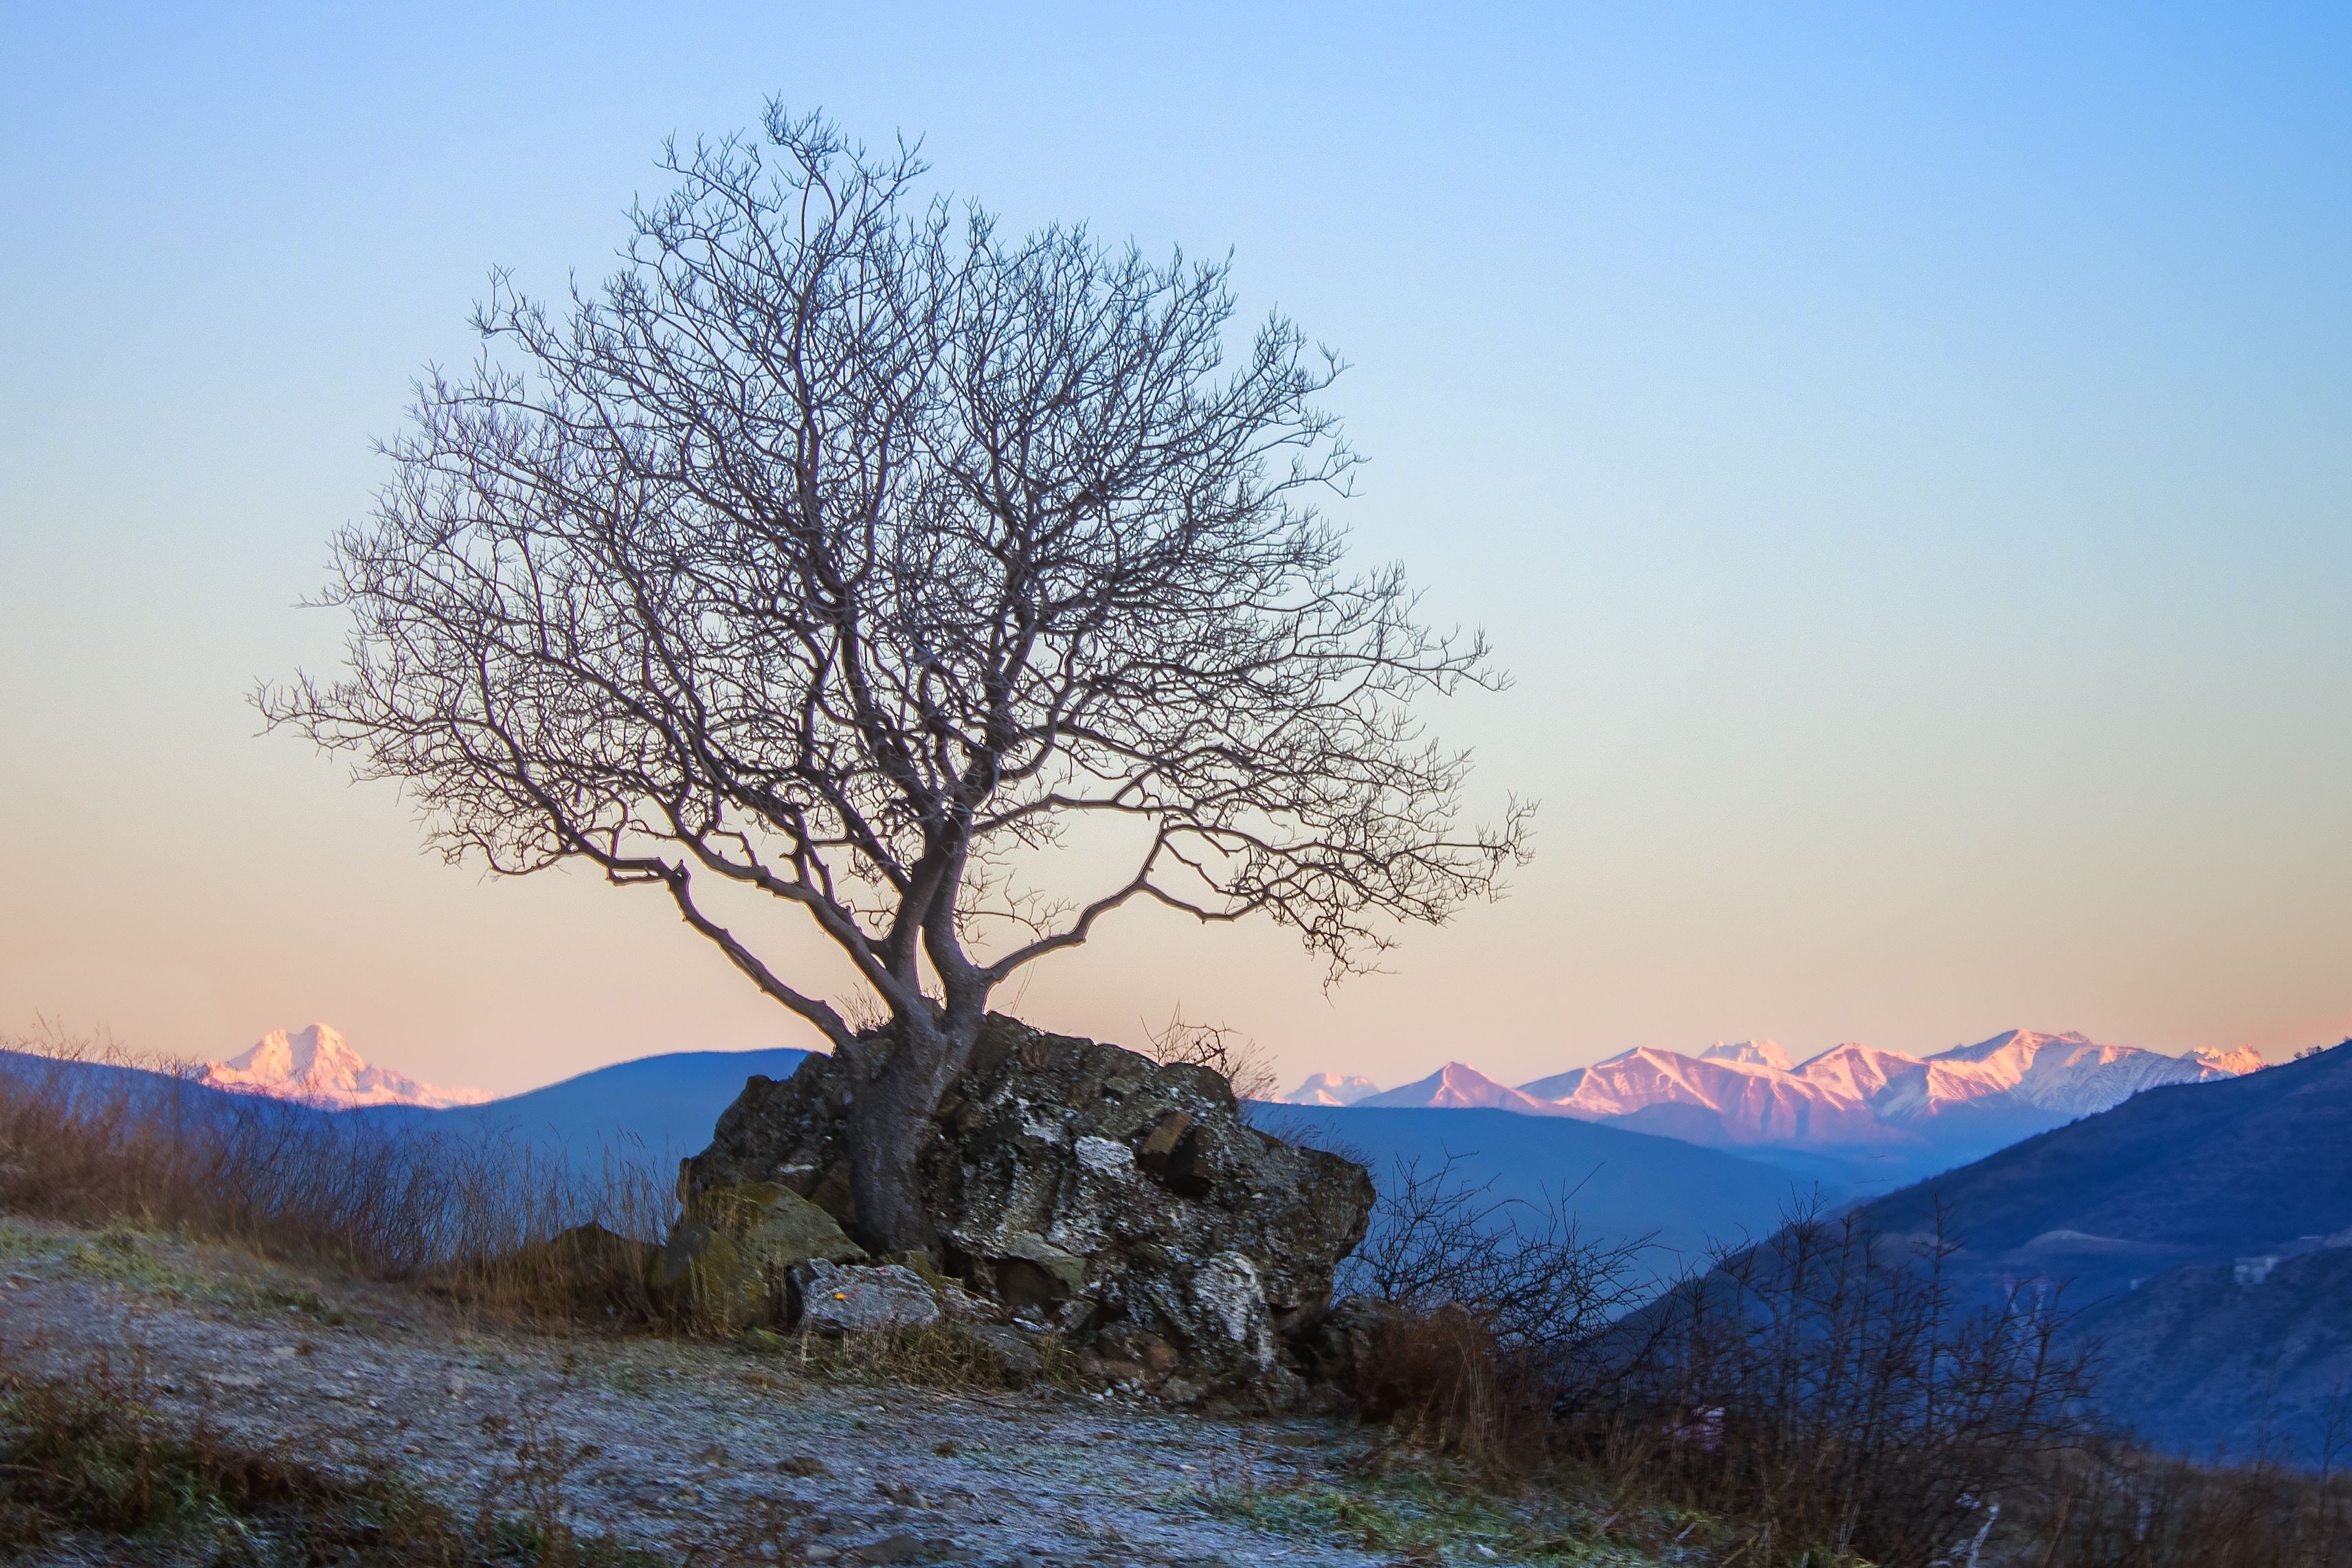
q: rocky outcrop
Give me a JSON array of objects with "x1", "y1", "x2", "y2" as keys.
[{"x1": 681, "y1": 1013, "x2": 1375, "y2": 1401}]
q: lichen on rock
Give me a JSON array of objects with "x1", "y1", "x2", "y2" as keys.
[
  {"x1": 680, "y1": 1013, "x2": 1374, "y2": 1400},
  {"x1": 647, "y1": 1181, "x2": 867, "y2": 1330}
]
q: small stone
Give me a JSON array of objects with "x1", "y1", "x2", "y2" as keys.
[
  {"x1": 851, "y1": 1534, "x2": 927, "y2": 1565},
  {"x1": 693, "y1": 1442, "x2": 729, "y2": 1466},
  {"x1": 795, "y1": 1260, "x2": 942, "y2": 1334},
  {"x1": 805, "y1": 1549, "x2": 839, "y2": 1565},
  {"x1": 778, "y1": 1454, "x2": 830, "y2": 1477}
]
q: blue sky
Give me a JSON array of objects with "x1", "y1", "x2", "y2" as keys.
[{"x1": 3, "y1": 5, "x2": 2346, "y2": 1093}]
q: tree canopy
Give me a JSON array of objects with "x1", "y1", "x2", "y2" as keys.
[{"x1": 263, "y1": 106, "x2": 1529, "y2": 1249}]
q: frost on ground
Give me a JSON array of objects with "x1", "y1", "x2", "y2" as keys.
[{"x1": 0, "y1": 1219, "x2": 1677, "y2": 1567}]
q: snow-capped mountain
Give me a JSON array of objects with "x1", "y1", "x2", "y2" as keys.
[
  {"x1": 1277, "y1": 1072, "x2": 1383, "y2": 1106},
  {"x1": 1544, "y1": 1045, "x2": 1895, "y2": 1147},
  {"x1": 1284, "y1": 1030, "x2": 2265, "y2": 1167},
  {"x1": 197, "y1": 1024, "x2": 487, "y2": 1110},
  {"x1": 1702, "y1": 1039, "x2": 1795, "y2": 1071},
  {"x1": 1356, "y1": 1061, "x2": 1558, "y2": 1113}
]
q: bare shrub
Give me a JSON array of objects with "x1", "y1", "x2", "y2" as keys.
[
  {"x1": 1556, "y1": 1198, "x2": 2096, "y2": 1567},
  {"x1": 1332, "y1": 1154, "x2": 1649, "y2": 1461},
  {"x1": 1142, "y1": 1009, "x2": 1281, "y2": 1105},
  {"x1": 1345, "y1": 1153, "x2": 1650, "y2": 1357}
]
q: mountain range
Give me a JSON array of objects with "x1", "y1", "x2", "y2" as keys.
[
  {"x1": 198, "y1": 1024, "x2": 487, "y2": 1110},
  {"x1": 1286, "y1": 1030, "x2": 2264, "y2": 1178},
  {"x1": 19, "y1": 1016, "x2": 2344, "y2": 1458}
]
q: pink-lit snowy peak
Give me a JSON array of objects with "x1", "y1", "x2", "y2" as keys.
[
  {"x1": 1292, "y1": 1030, "x2": 2263, "y2": 1152},
  {"x1": 197, "y1": 1024, "x2": 487, "y2": 1110}
]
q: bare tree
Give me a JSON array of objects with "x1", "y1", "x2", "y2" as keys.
[{"x1": 260, "y1": 106, "x2": 1530, "y2": 1254}]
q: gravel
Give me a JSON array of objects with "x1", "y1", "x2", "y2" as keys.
[{"x1": 0, "y1": 1222, "x2": 1398, "y2": 1567}]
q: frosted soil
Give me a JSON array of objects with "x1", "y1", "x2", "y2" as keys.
[{"x1": 0, "y1": 1220, "x2": 1636, "y2": 1567}]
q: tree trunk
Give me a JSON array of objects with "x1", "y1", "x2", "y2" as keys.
[{"x1": 843, "y1": 1010, "x2": 983, "y2": 1257}]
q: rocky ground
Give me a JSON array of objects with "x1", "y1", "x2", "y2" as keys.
[{"x1": 0, "y1": 1218, "x2": 1675, "y2": 1567}]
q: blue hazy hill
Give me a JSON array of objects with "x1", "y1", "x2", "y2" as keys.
[
  {"x1": 352, "y1": 1048, "x2": 811, "y2": 1163},
  {"x1": 3, "y1": 1044, "x2": 1817, "y2": 1272},
  {"x1": 1256, "y1": 1103, "x2": 1837, "y2": 1274}
]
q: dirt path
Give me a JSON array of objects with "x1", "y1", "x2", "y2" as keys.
[{"x1": 0, "y1": 1220, "x2": 1606, "y2": 1567}]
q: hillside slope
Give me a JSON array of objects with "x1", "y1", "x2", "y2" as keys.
[
  {"x1": 354, "y1": 1048, "x2": 810, "y2": 1160},
  {"x1": 1858, "y1": 1042, "x2": 2352, "y2": 1460},
  {"x1": 1257, "y1": 1104, "x2": 1828, "y2": 1277}
]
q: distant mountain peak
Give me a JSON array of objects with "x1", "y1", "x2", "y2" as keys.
[
  {"x1": 1358, "y1": 1061, "x2": 1560, "y2": 1114},
  {"x1": 197, "y1": 1023, "x2": 487, "y2": 1110},
  {"x1": 1700, "y1": 1039, "x2": 1794, "y2": 1071},
  {"x1": 2189, "y1": 1044, "x2": 2266, "y2": 1076},
  {"x1": 1276, "y1": 1071, "x2": 1382, "y2": 1106}
]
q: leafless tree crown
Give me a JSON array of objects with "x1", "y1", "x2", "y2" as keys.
[{"x1": 262, "y1": 105, "x2": 1530, "y2": 1053}]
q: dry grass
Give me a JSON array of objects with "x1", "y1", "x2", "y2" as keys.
[
  {"x1": 0, "y1": 1025, "x2": 675, "y2": 1331},
  {"x1": 2018, "y1": 1440, "x2": 2352, "y2": 1567},
  {"x1": 1548, "y1": 1202, "x2": 2094, "y2": 1566}
]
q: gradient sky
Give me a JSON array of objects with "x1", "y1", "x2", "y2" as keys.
[{"x1": 3, "y1": 5, "x2": 2347, "y2": 1097}]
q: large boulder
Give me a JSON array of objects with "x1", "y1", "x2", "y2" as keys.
[
  {"x1": 648, "y1": 1181, "x2": 868, "y2": 1329},
  {"x1": 682, "y1": 1013, "x2": 1374, "y2": 1399}
]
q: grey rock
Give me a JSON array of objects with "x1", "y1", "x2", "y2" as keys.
[
  {"x1": 684, "y1": 1013, "x2": 1374, "y2": 1399},
  {"x1": 1293, "y1": 1293, "x2": 1404, "y2": 1402},
  {"x1": 797, "y1": 1259, "x2": 943, "y2": 1334},
  {"x1": 959, "y1": 1322, "x2": 1044, "y2": 1383}
]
